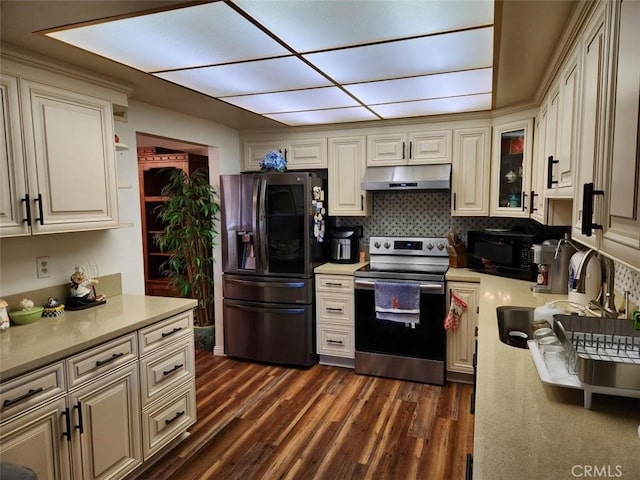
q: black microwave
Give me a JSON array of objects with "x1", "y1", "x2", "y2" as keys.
[{"x1": 466, "y1": 230, "x2": 548, "y2": 281}]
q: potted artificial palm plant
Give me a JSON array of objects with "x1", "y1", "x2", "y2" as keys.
[{"x1": 154, "y1": 167, "x2": 219, "y2": 350}]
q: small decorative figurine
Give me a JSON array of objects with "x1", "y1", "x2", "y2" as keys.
[
  {"x1": 43, "y1": 297, "x2": 65, "y2": 317},
  {"x1": 67, "y1": 266, "x2": 106, "y2": 310}
]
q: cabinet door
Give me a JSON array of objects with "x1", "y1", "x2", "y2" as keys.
[
  {"x1": 0, "y1": 396, "x2": 71, "y2": 480},
  {"x1": 490, "y1": 119, "x2": 533, "y2": 217},
  {"x1": 328, "y1": 136, "x2": 371, "y2": 216},
  {"x1": 601, "y1": 0, "x2": 640, "y2": 269},
  {"x1": 446, "y1": 282, "x2": 479, "y2": 375},
  {"x1": 543, "y1": 83, "x2": 561, "y2": 194},
  {"x1": 0, "y1": 72, "x2": 30, "y2": 237},
  {"x1": 554, "y1": 47, "x2": 581, "y2": 197},
  {"x1": 68, "y1": 363, "x2": 142, "y2": 480},
  {"x1": 408, "y1": 129, "x2": 451, "y2": 164},
  {"x1": 20, "y1": 80, "x2": 118, "y2": 234},
  {"x1": 367, "y1": 133, "x2": 407, "y2": 166},
  {"x1": 451, "y1": 127, "x2": 490, "y2": 216},
  {"x1": 242, "y1": 140, "x2": 284, "y2": 171},
  {"x1": 286, "y1": 138, "x2": 327, "y2": 169},
  {"x1": 572, "y1": 5, "x2": 608, "y2": 248},
  {"x1": 530, "y1": 109, "x2": 547, "y2": 223}
]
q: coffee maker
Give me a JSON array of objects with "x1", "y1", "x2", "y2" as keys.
[{"x1": 530, "y1": 236, "x2": 577, "y2": 294}]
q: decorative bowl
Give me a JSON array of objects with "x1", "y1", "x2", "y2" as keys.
[{"x1": 9, "y1": 307, "x2": 44, "y2": 325}]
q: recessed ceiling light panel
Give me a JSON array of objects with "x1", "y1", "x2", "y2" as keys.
[
  {"x1": 155, "y1": 57, "x2": 332, "y2": 97},
  {"x1": 370, "y1": 93, "x2": 492, "y2": 119},
  {"x1": 304, "y1": 27, "x2": 493, "y2": 84},
  {"x1": 234, "y1": 0, "x2": 494, "y2": 51},
  {"x1": 345, "y1": 68, "x2": 492, "y2": 104},
  {"x1": 47, "y1": 3, "x2": 290, "y2": 72},
  {"x1": 223, "y1": 87, "x2": 360, "y2": 114},
  {"x1": 265, "y1": 107, "x2": 380, "y2": 126}
]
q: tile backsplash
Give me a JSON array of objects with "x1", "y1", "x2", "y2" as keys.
[{"x1": 334, "y1": 190, "x2": 640, "y2": 308}]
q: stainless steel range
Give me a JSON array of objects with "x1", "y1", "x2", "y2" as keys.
[{"x1": 354, "y1": 236, "x2": 449, "y2": 385}]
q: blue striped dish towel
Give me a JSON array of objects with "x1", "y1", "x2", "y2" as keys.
[{"x1": 374, "y1": 281, "x2": 421, "y2": 325}]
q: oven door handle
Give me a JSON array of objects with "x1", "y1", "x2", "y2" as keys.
[{"x1": 354, "y1": 279, "x2": 444, "y2": 294}]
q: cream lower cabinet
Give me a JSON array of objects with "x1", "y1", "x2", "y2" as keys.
[
  {"x1": 0, "y1": 310, "x2": 196, "y2": 480},
  {"x1": 0, "y1": 58, "x2": 123, "y2": 238},
  {"x1": 315, "y1": 274, "x2": 355, "y2": 366},
  {"x1": 446, "y1": 282, "x2": 479, "y2": 377},
  {"x1": 328, "y1": 136, "x2": 371, "y2": 216}
]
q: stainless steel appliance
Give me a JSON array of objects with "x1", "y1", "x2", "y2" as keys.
[
  {"x1": 327, "y1": 227, "x2": 359, "y2": 264},
  {"x1": 467, "y1": 228, "x2": 568, "y2": 281},
  {"x1": 530, "y1": 236, "x2": 577, "y2": 294},
  {"x1": 354, "y1": 236, "x2": 449, "y2": 385},
  {"x1": 220, "y1": 172, "x2": 326, "y2": 366}
]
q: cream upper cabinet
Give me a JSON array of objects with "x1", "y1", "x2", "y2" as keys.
[
  {"x1": 367, "y1": 129, "x2": 451, "y2": 166},
  {"x1": 530, "y1": 110, "x2": 548, "y2": 224},
  {"x1": 242, "y1": 140, "x2": 285, "y2": 171},
  {"x1": 446, "y1": 282, "x2": 479, "y2": 376},
  {"x1": 451, "y1": 126, "x2": 491, "y2": 216},
  {"x1": 490, "y1": 118, "x2": 534, "y2": 218},
  {"x1": 599, "y1": 0, "x2": 640, "y2": 269},
  {"x1": 243, "y1": 137, "x2": 327, "y2": 171},
  {"x1": 328, "y1": 136, "x2": 371, "y2": 216},
  {"x1": 0, "y1": 72, "x2": 30, "y2": 237},
  {"x1": 572, "y1": 2, "x2": 609, "y2": 251},
  {"x1": 0, "y1": 59, "x2": 122, "y2": 238},
  {"x1": 550, "y1": 46, "x2": 581, "y2": 197}
]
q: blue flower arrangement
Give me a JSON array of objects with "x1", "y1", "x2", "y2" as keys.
[{"x1": 259, "y1": 150, "x2": 287, "y2": 172}]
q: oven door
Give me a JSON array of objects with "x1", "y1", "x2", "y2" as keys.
[{"x1": 354, "y1": 279, "x2": 446, "y2": 361}]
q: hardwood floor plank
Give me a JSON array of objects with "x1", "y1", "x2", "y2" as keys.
[{"x1": 131, "y1": 350, "x2": 474, "y2": 480}]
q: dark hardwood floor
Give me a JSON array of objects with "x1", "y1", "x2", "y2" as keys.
[{"x1": 137, "y1": 349, "x2": 474, "y2": 480}]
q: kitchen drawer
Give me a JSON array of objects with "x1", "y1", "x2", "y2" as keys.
[
  {"x1": 141, "y1": 380, "x2": 196, "y2": 460},
  {"x1": 317, "y1": 324, "x2": 354, "y2": 358},
  {"x1": 66, "y1": 333, "x2": 137, "y2": 389},
  {"x1": 138, "y1": 310, "x2": 194, "y2": 356},
  {"x1": 316, "y1": 274, "x2": 354, "y2": 292},
  {"x1": 316, "y1": 293, "x2": 353, "y2": 325},
  {"x1": 0, "y1": 362, "x2": 65, "y2": 422},
  {"x1": 140, "y1": 336, "x2": 194, "y2": 407}
]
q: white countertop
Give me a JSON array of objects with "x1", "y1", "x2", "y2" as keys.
[
  {"x1": 314, "y1": 261, "x2": 368, "y2": 275},
  {"x1": 0, "y1": 294, "x2": 197, "y2": 381},
  {"x1": 451, "y1": 269, "x2": 640, "y2": 479}
]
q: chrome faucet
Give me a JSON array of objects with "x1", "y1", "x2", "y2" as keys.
[{"x1": 575, "y1": 249, "x2": 618, "y2": 318}]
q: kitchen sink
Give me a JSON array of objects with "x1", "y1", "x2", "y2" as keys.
[{"x1": 496, "y1": 306, "x2": 534, "y2": 349}]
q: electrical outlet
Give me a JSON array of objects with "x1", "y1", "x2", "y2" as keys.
[{"x1": 36, "y1": 256, "x2": 51, "y2": 279}]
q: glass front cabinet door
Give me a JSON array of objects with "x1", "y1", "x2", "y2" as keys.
[{"x1": 490, "y1": 119, "x2": 534, "y2": 217}]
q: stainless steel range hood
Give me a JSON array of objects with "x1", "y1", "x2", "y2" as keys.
[{"x1": 361, "y1": 164, "x2": 451, "y2": 191}]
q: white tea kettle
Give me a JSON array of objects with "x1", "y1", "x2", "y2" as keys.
[{"x1": 567, "y1": 250, "x2": 601, "y2": 306}]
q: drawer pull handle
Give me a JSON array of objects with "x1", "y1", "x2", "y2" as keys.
[
  {"x1": 165, "y1": 410, "x2": 185, "y2": 425},
  {"x1": 325, "y1": 282, "x2": 344, "y2": 287},
  {"x1": 3, "y1": 387, "x2": 44, "y2": 407},
  {"x1": 96, "y1": 352, "x2": 124, "y2": 367},
  {"x1": 161, "y1": 327, "x2": 183, "y2": 338},
  {"x1": 163, "y1": 364, "x2": 184, "y2": 376},
  {"x1": 327, "y1": 339, "x2": 344, "y2": 345},
  {"x1": 326, "y1": 307, "x2": 344, "y2": 313}
]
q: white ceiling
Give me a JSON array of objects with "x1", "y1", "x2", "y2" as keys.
[{"x1": 0, "y1": 1, "x2": 576, "y2": 130}]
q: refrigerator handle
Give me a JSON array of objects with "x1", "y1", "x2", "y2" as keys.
[{"x1": 257, "y1": 177, "x2": 268, "y2": 273}]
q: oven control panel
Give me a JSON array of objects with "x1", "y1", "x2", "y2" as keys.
[{"x1": 369, "y1": 236, "x2": 449, "y2": 257}]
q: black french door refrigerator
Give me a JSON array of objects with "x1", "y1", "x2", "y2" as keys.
[{"x1": 220, "y1": 172, "x2": 327, "y2": 366}]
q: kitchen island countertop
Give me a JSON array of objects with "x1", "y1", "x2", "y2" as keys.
[
  {"x1": 453, "y1": 269, "x2": 640, "y2": 479},
  {"x1": 0, "y1": 294, "x2": 197, "y2": 381}
]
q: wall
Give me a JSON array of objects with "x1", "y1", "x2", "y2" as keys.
[{"x1": 335, "y1": 190, "x2": 640, "y2": 307}]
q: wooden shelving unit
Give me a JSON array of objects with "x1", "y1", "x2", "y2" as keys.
[{"x1": 137, "y1": 147, "x2": 208, "y2": 296}]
